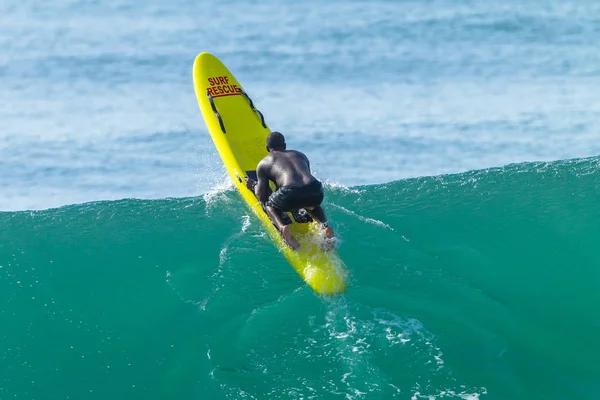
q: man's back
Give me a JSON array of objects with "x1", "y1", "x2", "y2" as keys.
[
  {"x1": 258, "y1": 150, "x2": 317, "y2": 188},
  {"x1": 246, "y1": 131, "x2": 335, "y2": 249}
]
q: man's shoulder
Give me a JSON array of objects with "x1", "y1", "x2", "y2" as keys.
[
  {"x1": 289, "y1": 149, "x2": 309, "y2": 161},
  {"x1": 285, "y1": 149, "x2": 306, "y2": 157},
  {"x1": 257, "y1": 154, "x2": 274, "y2": 170}
]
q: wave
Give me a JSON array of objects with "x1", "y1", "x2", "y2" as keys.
[{"x1": 1, "y1": 156, "x2": 599, "y2": 399}]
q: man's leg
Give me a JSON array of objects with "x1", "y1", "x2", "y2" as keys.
[
  {"x1": 246, "y1": 177, "x2": 300, "y2": 250},
  {"x1": 306, "y1": 206, "x2": 334, "y2": 239},
  {"x1": 265, "y1": 205, "x2": 300, "y2": 250}
]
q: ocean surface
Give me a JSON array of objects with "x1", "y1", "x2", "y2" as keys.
[{"x1": 1, "y1": 0, "x2": 600, "y2": 399}]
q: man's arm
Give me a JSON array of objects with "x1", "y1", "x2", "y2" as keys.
[{"x1": 255, "y1": 162, "x2": 270, "y2": 203}]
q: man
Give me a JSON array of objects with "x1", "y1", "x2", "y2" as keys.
[{"x1": 244, "y1": 131, "x2": 334, "y2": 250}]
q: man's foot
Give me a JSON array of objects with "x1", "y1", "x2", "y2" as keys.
[
  {"x1": 280, "y1": 225, "x2": 300, "y2": 250},
  {"x1": 321, "y1": 225, "x2": 335, "y2": 251}
]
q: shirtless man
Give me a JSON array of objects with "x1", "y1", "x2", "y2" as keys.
[{"x1": 244, "y1": 131, "x2": 334, "y2": 250}]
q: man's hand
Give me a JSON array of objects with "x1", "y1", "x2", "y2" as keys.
[{"x1": 244, "y1": 177, "x2": 256, "y2": 192}]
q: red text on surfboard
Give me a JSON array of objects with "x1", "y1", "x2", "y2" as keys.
[{"x1": 207, "y1": 76, "x2": 240, "y2": 98}]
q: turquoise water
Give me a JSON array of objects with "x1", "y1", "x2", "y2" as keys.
[
  {"x1": 2, "y1": 0, "x2": 600, "y2": 398},
  {"x1": 2, "y1": 158, "x2": 600, "y2": 399}
]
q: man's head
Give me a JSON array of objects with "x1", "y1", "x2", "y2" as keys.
[{"x1": 266, "y1": 131, "x2": 286, "y2": 152}]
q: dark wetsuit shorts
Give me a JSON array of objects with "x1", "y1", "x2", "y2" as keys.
[{"x1": 266, "y1": 180, "x2": 324, "y2": 212}]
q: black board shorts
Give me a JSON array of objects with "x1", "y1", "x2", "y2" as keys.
[{"x1": 267, "y1": 180, "x2": 324, "y2": 212}]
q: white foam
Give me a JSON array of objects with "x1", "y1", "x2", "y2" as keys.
[
  {"x1": 323, "y1": 180, "x2": 366, "y2": 196},
  {"x1": 329, "y1": 203, "x2": 397, "y2": 233},
  {"x1": 411, "y1": 388, "x2": 488, "y2": 400},
  {"x1": 202, "y1": 176, "x2": 235, "y2": 213}
]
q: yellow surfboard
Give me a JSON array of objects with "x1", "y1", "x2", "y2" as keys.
[{"x1": 192, "y1": 52, "x2": 347, "y2": 295}]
